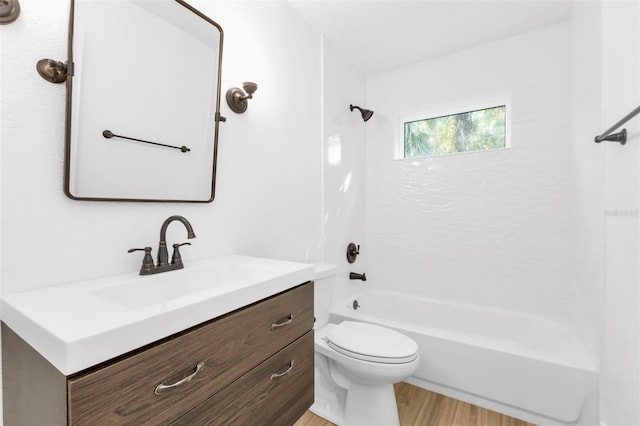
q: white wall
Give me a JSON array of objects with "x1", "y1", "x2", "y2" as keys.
[
  {"x1": 321, "y1": 37, "x2": 367, "y2": 305},
  {"x1": 364, "y1": 24, "x2": 573, "y2": 322},
  {"x1": 0, "y1": 1, "x2": 323, "y2": 419},
  {"x1": 599, "y1": 1, "x2": 640, "y2": 424},
  {"x1": 1, "y1": 0, "x2": 323, "y2": 297},
  {"x1": 568, "y1": 0, "x2": 604, "y2": 370}
]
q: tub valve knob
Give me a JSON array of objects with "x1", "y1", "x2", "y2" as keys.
[{"x1": 346, "y1": 243, "x2": 360, "y2": 263}]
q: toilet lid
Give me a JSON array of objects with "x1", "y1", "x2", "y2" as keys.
[{"x1": 326, "y1": 321, "x2": 418, "y2": 364}]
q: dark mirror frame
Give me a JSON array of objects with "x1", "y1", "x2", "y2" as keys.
[{"x1": 63, "y1": 0, "x2": 224, "y2": 203}]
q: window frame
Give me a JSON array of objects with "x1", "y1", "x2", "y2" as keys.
[{"x1": 396, "y1": 96, "x2": 512, "y2": 160}]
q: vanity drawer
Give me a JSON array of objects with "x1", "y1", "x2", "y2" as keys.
[
  {"x1": 172, "y1": 331, "x2": 314, "y2": 426},
  {"x1": 67, "y1": 281, "x2": 313, "y2": 425}
]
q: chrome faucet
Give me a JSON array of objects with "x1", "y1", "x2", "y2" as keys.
[{"x1": 129, "y1": 215, "x2": 196, "y2": 275}]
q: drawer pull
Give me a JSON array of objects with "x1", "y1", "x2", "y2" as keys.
[
  {"x1": 154, "y1": 362, "x2": 205, "y2": 395},
  {"x1": 270, "y1": 360, "x2": 294, "y2": 380},
  {"x1": 271, "y1": 314, "x2": 294, "y2": 330}
]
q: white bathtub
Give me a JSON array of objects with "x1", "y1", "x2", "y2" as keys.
[{"x1": 329, "y1": 290, "x2": 598, "y2": 425}]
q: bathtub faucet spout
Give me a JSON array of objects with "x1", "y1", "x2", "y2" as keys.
[{"x1": 349, "y1": 272, "x2": 367, "y2": 281}]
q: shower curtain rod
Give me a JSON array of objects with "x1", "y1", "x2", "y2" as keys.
[{"x1": 594, "y1": 104, "x2": 640, "y2": 145}]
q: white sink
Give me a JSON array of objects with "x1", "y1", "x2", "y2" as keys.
[
  {"x1": 1, "y1": 255, "x2": 314, "y2": 375},
  {"x1": 93, "y1": 258, "x2": 279, "y2": 309}
]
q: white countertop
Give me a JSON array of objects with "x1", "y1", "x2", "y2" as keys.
[{"x1": 1, "y1": 255, "x2": 314, "y2": 375}]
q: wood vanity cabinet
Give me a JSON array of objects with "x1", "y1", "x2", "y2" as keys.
[{"x1": 2, "y1": 281, "x2": 314, "y2": 426}]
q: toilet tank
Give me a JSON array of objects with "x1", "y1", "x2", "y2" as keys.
[{"x1": 314, "y1": 263, "x2": 338, "y2": 327}]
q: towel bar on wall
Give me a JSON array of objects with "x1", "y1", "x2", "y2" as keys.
[
  {"x1": 102, "y1": 130, "x2": 190, "y2": 153},
  {"x1": 594, "y1": 105, "x2": 640, "y2": 145}
]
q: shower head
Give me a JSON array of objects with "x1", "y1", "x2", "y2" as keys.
[{"x1": 350, "y1": 104, "x2": 374, "y2": 122}]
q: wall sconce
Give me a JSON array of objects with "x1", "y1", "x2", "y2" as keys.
[
  {"x1": 0, "y1": 0, "x2": 20, "y2": 25},
  {"x1": 36, "y1": 59, "x2": 69, "y2": 83},
  {"x1": 226, "y1": 82, "x2": 257, "y2": 114}
]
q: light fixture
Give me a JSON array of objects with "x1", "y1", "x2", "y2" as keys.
[
  {"x1": 350, "y1": 104, "x2": 374, "y2": 122},
  {"x1": 226, "y1": 82, "x2": 258, "y2": 114},
  {"x1": 36, "y1": 59, "x2": 69, "y2": 83},
  {"x1": 0, "y1": 0, "x2": 20, "y2": 25}
]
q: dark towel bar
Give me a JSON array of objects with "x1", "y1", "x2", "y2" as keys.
[
  {"x1": 594, "y1": 105, "x2": 640, "y2": 145},
  {"x1": 102, "y1": 130, "x2": 190, "y2": 153}
]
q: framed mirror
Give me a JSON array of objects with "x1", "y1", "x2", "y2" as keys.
[{"x1": 64, "y1": 0, "x2": 223, "y2": 202}]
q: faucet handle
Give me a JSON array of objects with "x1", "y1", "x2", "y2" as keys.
[
  {"x1": 346, "y1": 242, "x2": 360, "y2": 263},
  {"x1": 171, "y1": 242, "x2": 191, "y2": 265},
  {"x1": 128, "y1": 247, "x2": 154, "y2": 274}
]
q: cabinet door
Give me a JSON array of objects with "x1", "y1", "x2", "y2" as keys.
[
  {"x1": 173, "y1": 331, "x2": 314, "y2": 426},
  {"x1": 67, "y1": 282, "x2": 313, "y2": 425}
]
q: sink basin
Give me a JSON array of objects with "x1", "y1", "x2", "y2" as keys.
[
  {"x1": 93, "y1": 258, "x2": 279, "y2": 309},
  {"x1": 1, "y1": 255, "x2": 314, "y2": 375}
]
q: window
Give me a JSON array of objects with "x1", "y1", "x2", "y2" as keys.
[{"x1": 403, "y1": 104, "x2": 507, "y2": 158}]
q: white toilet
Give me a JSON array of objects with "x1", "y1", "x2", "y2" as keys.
[{"x1": 311, "y1": 264, "x2": 420, "y2": 426}]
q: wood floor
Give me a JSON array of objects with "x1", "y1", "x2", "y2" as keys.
[{"x1": 294, "y1": 382, "x2": 534, "y2": 426}]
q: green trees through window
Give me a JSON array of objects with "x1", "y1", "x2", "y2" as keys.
[{"x1": 404, "y1": 105, "x2": 506, "y2": 158}]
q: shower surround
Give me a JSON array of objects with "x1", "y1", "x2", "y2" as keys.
[{"x1": 365, "y1": 24, "x2": 573, "y2": 333}]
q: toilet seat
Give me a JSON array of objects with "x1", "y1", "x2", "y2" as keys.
[{"x1": 326, "y1": 321, "x2": 419, "y2": 364}]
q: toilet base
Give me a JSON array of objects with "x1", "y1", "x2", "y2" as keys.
[
  {"x1": 309, "y1": 389, "x2": 345, "y2": 425},
  {"x1": 344, "y1": 382, "x2": 399, "y2": 426},
  {"x1": 310, "y1": 354, "x2": 346, "y2": 424},
  {"x1": 313, "y1": 355, "x2": 400, "y2": 426},
  {"x1": 311, "y1": 382, "x2": 400, "y2": 426}
]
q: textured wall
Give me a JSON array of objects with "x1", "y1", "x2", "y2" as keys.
[{"x1": 365, "y1": 24, "x2": 573, "y2": 321}]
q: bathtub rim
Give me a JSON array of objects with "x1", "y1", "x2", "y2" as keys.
[{"x1": 330, "y1": 289, "x2": 597, "y2": 373}]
